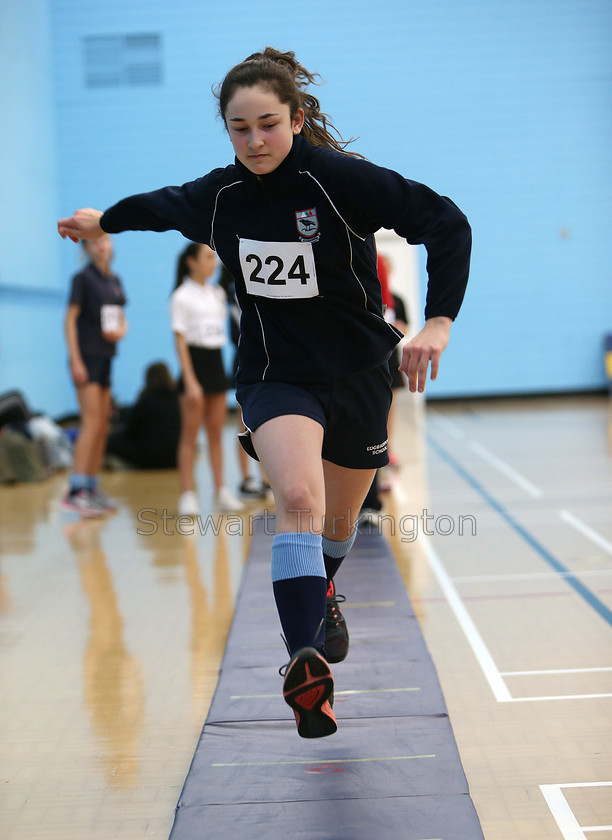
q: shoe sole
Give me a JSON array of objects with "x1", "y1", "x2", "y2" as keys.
[
  {"x1": 283, "y1": 647, "x2": 337, "y2": 738},
  {"x1": 60, "y1": 500, "x2": 105, "y2": 518},
  {"x1": 96, "y1": 502, "x2": 118, "y2": 512}
]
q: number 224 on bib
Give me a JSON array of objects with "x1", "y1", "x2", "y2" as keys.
[{"x1": 239, "y1": 239, "x2": 319, "y2": 300}]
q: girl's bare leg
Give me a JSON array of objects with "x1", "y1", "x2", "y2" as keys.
[
  {"x1": 203, "y1": 392, "x2": 227, "y2": 493},
  {"x1": 73, "y1": 383, "x2": 107, "y2": 475},
  {"x1": 252, "y1": 415, "x2": 325, "y2": 533},
  {"x1": 177, "y1": 391, "x2": 204, "y2": 493},
  {"x1": 89, "y1": 387, "x2": 112, "y2": 476},
  {"x1": 322, "y1": 461, "x2": 377, "y2": 541}
]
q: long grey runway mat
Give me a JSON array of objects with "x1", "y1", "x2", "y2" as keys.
[{"x1": 169, "y1": 522, "x2": 484, "y2": 839}]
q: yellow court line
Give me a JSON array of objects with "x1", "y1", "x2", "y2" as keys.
[
  {"x1": 212, "y1": 753, "x2": 436, "y2": 768},
  {"x1": 250, "y1": 600, "x2": 396, "y2": 613},
  {"x1": 336, "y1": 686, "x2": 421, "y2": 696},
  {"x1": 343, "y1": 601, "x2": 397, "y2": 608},
  {"x1": 230, "y1": 686, "x2": 421, "y2": 699}
]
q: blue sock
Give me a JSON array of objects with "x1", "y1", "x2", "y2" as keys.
[
  {"x1": 322, "y1": 530, "x2": 357, "y2": 582},
  {"x1": 271, "y1": 532, "x2": 327, "y2": 656},
  {"x1": 69, "y1": 473, "x2": 89, "y2": 493},
  {"x1": 87, "y1": 475, "x2": 98, "y2": 492}
]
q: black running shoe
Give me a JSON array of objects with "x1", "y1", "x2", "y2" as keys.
[
  {"x1": 325, "y1": 579, "x2": 349, "y2": 663},
  {"x1": 238, "y1": 476, "x2": 267, "y2": 499},
  {"x1": 281, "y1": 647, "x2": 337, "y2": 738},
  {"x1": 61, "y1": 489, "x2": 106, "y2": 518}
]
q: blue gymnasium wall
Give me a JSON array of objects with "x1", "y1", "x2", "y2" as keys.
[
  {"x1": 3, "y1": 1, "x2": 611, "y2": 414},
  {"x1": 0, "y1": 0, "x2": 74, "y2": 416}
]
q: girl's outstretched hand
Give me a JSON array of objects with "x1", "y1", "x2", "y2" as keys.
[
  {"x1": 57, "y1": 208, "x2": 104, "y2": 243},
  {"x1": 400, "y1": 316, "x2": 452, "y2": 393}
]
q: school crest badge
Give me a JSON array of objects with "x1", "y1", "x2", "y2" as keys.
[{"x1": 295, "y1": 207, "x2": 319, "y2": 239}]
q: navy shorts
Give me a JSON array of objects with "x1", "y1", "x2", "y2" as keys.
[
  {"x1": 236, "y1": 363, "x2": 392, "y2": 469},
  {"x1": 177, "y1": 346, "x2": 227, "y2": 395},
  {"x1": 81, "y1": 354, "x2": 112, "y2": 388}
]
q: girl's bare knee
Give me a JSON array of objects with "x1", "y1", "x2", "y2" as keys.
[{"x1": 279, "y1": 483, "x2": 322, "y2": 523}]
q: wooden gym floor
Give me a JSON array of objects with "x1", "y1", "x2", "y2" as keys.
[{"x1": 0, "y1": 392, "x2": 610, "y2": 839}]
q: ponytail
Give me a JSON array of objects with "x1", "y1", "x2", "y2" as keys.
[
  {"x1": 174, "y1": 242, "x2": 201, "y2": 293},
  {"x1": 216, "y1": 47, "x2": 362, "y2": 157}
]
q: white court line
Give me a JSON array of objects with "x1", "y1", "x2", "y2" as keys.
[
  {"x1": 468, "y1": 440, "x2": 543, "y2": 497},
  {"x1": 541, "y1": 784, "x2": 587, "y2": 839},
  {"x1": 396, "y1": 476, "x2": 514, "y2": 701},
  {"x1": 541, "y1": 783, "x2": 612, "y2": 840},
  {"x1": 419, "y1": 535, "x2": 513, "y2": 702},
  {"x1": 559, "y1": 510, "x2": 612, "y2": 555},
  {"x1": 544, "y1": 782, "x2": 612, "y2": 788},
  {"x1": 506, "y1": 693, "x2": 612, "y2": 702},
  {"x1": 501, "y1": 667, "x2": 612, "y2": 676},
  {"x1": 452, "y1": 569, "x2": 612, "y2": 583},
  {"x1": 394, "y1": 487, "x2": 612, "y2": 703},
  {"x1": 425, "y1": 544, "x2": 611, "y2": 700},
  {"x1": 428, "y1": 412, "x2": 465, "y2": 439}
]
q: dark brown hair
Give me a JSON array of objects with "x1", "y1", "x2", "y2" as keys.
[
  {"x1": 216, "y1": 47, "x2": 360, "y2": 156},
  {"x1": 174, "y1": 241, "x2": 202, "y2": 291},
  {"x1": 141, "y1": 361, "x2": 175, "y2": 396}
]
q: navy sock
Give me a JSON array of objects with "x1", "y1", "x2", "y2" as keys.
[
  {"x1": 271, "y1": 533, "x2": 327, "y2": 656},
  {"x1": 322, "y1": 531, "x2": 357, "y2": 584},
  {"x1": 323, "y1": 554, "x2": 344, "y2": 582},
  {"x1": 273, "y1": 576, "x2": 327, "y2": 655}
]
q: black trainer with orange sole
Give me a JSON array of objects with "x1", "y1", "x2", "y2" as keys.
[
  {"x1": 325, "y1": 579, "x2": 349, "y2": 663},
  {"x1": 282, "y1": 647, "x2": 337, "y2": 738}
]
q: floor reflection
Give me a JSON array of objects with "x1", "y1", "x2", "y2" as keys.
[
  {"x1": 182, "y1": 528, "x2": 232, "y2": 710},
  {"x1": 63, "y1": 518, "x2": 144, "y2": 789}
]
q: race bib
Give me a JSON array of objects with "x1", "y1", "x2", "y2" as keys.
[
  {"x1": 239, "y1": 239, "x2": 319, "y2": 300},
  {"x1": 101, "y1": 305, "x2": 122, "y2": 332}
]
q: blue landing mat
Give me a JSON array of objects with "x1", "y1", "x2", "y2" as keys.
[{"x1": 169, "y1": 524, "x2": 484, "y2": 840}]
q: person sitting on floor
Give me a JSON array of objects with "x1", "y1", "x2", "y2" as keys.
[{"x1": 106, "y1": 362, "x2": 181, "y2": 469}]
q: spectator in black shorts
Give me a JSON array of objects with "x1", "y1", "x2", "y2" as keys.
[
  {"x1": 170, "y1": 243, "x2": 243, "y2": 514},
  {"x1": 62, "y1": 235, "x2": 127, "y2": 516},
  {"x1": 219, "y1": 265, "x2": 270, "y2": 500}
]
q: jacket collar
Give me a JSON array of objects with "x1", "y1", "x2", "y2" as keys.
[{"x1": 233, "y1": 133, "x2": 309, "y2": 189}]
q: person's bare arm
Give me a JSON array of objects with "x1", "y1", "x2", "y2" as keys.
[
  {"x1": 57, "y1": 208, "x2": 104, "y2": 243},
  {"x1": 174, "y1": 332, "x2": 203, "y2": 404},
  {"x1": 65, "y1": 304, "x2": 88, "y2": 386},
  {"x1": 399, "y1": 316, "x2": 452, "y2": 393}
]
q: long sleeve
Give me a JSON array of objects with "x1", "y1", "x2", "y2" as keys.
[
  {"x1": 310, "y1": 147, "x2": 472, "y2": 321},
  {"x1": 100, "y1": 168, "x2": 231, "y2": 246}
]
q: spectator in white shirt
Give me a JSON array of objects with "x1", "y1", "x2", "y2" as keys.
[{"x1": 170, "y1": 242, "x2": 243, "y2": 514}]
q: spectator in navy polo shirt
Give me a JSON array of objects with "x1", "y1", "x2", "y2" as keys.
[{"x1": 62, "y1": 235, "x2": 128, "y2": 516}]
